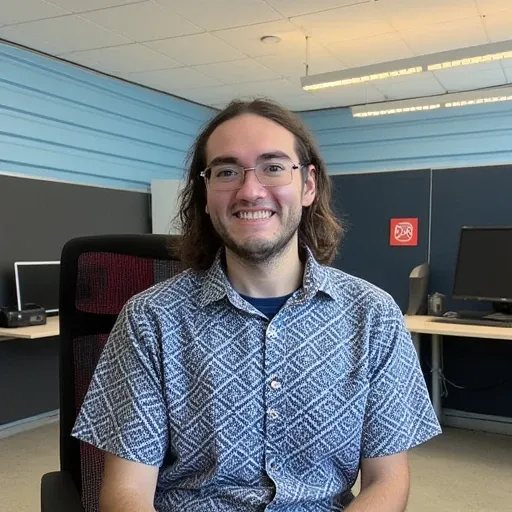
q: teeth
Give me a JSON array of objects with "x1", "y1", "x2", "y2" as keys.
[{"x1": 237, "y1": 210, "x2": 272, "y2": 220}]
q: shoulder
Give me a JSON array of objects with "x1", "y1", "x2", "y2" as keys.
[
  {"x1": 323, "y1": 266, "x2": 399, "y2": 318},
  {"x1": 124, "y1": 268, "x2": 204, "y2": 316}
]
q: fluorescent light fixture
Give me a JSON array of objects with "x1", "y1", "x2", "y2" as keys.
[
  {"x1": 301, "y1": 39, "x2": 512, "y2": 91},
  {"x1": 351, "y1": 86, "x2": 512, "y2": 118},
  {"x1": 301, "y1": 57, "x2": 426, "y2": 91},
  {"x1": 427, "y1": 41, "x2": 512, "y2": 71}
]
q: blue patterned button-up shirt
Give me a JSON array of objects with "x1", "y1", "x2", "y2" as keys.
[{"x1": 72, "y1": 248, "x2": 441, "y2": 511}]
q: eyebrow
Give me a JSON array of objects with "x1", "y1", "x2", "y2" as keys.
[{"x1": 207, "y1": 151, "x2": 292, "y2": 168}]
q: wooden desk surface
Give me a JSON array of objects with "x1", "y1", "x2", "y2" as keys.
[
  {"x1": 0, "y1": 315, "x2": 59, "y2": 340},
  {"x1": 405, "y1": 315, "x2": 512, "y2": 341}
]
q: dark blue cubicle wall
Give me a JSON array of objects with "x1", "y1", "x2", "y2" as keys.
[
  {"x1": 430, "y1": 165, "x2": 512, "y2": 417},
  {"x1": 330, "y1": 164, "x2": 512, "y2": 418},
  {"x1": 331, "y1": 169, "x2": 431, "y2": 312}
]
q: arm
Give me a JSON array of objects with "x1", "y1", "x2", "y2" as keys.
[
  {"x1": 99, "y1": 452, "x2": 159, "y2": 512},
  {"x1": 346, "y1": 452, "x2": 409, "y2": 512}
]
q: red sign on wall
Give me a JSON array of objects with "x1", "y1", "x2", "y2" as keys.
[{"x1": 390, "y1": 218, "x2": 418, "y2": 246}]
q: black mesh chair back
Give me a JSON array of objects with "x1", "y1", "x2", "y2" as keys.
[{"x1": 58, "y1": 234, "x2": 186, "y2": 512}]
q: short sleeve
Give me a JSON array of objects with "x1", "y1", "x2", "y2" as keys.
[
  {"x1": 361, "y1": 300, "x2": 442, "y2": 459},
  {"x1": 71, "y1": 299, "x2": 168, "y2": 466}
]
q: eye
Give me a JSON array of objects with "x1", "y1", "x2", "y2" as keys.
[
  {"x1": 264, "y1": 163, "x2": 285, "y2": 173},
  {"x1": 213, "y1": 167, "x2": 239, "y2": 179}
]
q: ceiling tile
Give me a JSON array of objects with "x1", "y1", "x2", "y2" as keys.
[
  {"x1": 433, "y1": 61, "x2": 507, "y2": 91},
  {"x1": 327, "y1": 32, "x2": 414, "y2": 67},
  {"x1": 193, "y1": 58, "x2": 281, "y2": 84},
  {"x1": 213, "y1": 20, "x2": 309, "y2": 58},
  {"x1": 0, "y1": 24, "x2": 62, "y2": 54},
  {"x1": 155, "y1": 0, "x2": 282, "y2": 31},
  {"x1": 481, "y1": 10, "x2": 512, "y2": 42},
  {"x1": 0, "y1": 0, "x2": 69, "y2": 27},
  {"x1": 255, "y1": 49, "x2": 345, "y2": 83},
  {"x1": 58, "y1": 43, "x2": 182, "y2": 74},
  {"x1": 144, "y1": 33, "x2": 246, "y2": 66},
  {"x1": 277, "y1": 93, "x2": 341, "y2": 111},
  {"x1": 170, "y1": 85, "x2": 239, "y2": 104},
  {"x1": 232, "y1": 78, "x2": 306, "y2": 97},
  {"x1": 265, "y1": 0, "x2": 369, "y2": 18},
  {"x1": 46, "y1": 0, "x2": 140, "y2": 13},
  {"x1": 476, "y1": 0, "x2": 512, "y2": 14},
  {"x1": 373, "y1": 73, "x2": 446, "y2": 100},
  {"x1": 80, "y1": 2, "x2": 203, "y2": 42},
  {"x1": 290, "y1": 2, "x2": 395, "y2": 44},
  {"x1": 1, "y1": 15, "x2": 131, "y2": 53},
  {"x1": 399, "y1": 17, "x2": 489, "y2": 55},
  {"x1": 376, "y1": 0, "x2": 480, "y2": 30},
  {"x1": 124, "y1": 66, "x2": 222, "y2": 90}
]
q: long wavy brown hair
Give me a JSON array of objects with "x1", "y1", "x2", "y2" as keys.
[{"x1": 176, "y1": 98, "x2": 343, "y2": 270}]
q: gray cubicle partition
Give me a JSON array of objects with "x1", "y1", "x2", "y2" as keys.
[{"x1": 0, "y1": 173, "x2": 150, "y2": 425}]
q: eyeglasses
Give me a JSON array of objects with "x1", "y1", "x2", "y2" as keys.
[{"x1": 200, "y1": 159, "x2": 305, "y2": 191}]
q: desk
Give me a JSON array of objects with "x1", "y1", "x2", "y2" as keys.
[
  {"x1": 0, "y1": 316, "x2": 59, "y2": 339},
  {"x1": 404, "y1": 315, "x2": 512, "y2": 421}
]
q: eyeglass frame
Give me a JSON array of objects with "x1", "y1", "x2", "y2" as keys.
[{"x1": 199, "y1": 160, "x2": 309, "y2": 190}]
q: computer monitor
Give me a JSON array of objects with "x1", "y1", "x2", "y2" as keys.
[
  {"x1": 453, "y1": 226, "x2": 512, "y2": 314},
  {"x1": 14, "y1": 261, "x2": 60, "y2": 314}
]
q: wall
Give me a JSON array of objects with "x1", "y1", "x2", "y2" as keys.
[
  {"x1": 0, "y1": 42, "x2": 214, "y2": 191},
  {"x1": 301, "y1": 101, "x2": 512, "y2": 174}
]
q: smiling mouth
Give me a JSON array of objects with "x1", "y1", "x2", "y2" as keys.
[{"x1": 235, "y1": 210, "x2": 275, "y2": 220}]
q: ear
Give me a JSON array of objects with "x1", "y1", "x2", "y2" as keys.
[
  {"x1": 301, "y1": 166, "x2": 316, "y2": 208},
  {"x1": 205, "y1": 204, "x2": 209, "y2": 215}
]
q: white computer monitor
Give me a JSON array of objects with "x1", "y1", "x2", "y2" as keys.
[{"x1": 14, "y1": 261, "x2": 60, "y2": 313}]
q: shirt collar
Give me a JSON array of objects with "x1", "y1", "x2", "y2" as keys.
[{"x1": 198, "y1": 246, "x2": 336, "y2": 308}]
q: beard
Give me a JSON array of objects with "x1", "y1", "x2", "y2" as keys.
[{"x1": 210, "y1": 207, "x2": 303, "y2": 265}]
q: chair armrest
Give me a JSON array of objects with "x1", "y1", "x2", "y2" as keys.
[{"x1": 41, "y1": 471, "x2": 85, "y2": 512}]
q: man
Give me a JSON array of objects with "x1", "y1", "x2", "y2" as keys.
[{"x1": 72, "y1": 99, "x2": 441, "y2": 511}]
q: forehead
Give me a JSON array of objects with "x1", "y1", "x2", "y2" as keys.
[{"x1": 205, "y1": 113, "x2": 297, "y2": 163}]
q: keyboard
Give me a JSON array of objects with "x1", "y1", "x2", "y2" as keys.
[{"x1": 432, "y1": 317, "x2": 512, "y2": 328}]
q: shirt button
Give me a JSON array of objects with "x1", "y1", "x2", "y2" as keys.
[
  {"x1": 269, "y1": 463, "x2": 278, "y2": 472},
  {"x1": 270, "y1": 378, "x2": 281, "y2": 390},
  {"x1": 268, "y1": 408, "x2": 279, "y2": 420}
]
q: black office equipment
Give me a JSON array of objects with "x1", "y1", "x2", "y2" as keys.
[
  {"x1": 14, "y1": 261, "x2": 60, "y2": 314},
  {"x1": 452, "y1": 226, "x2": 512, "y2": 323},
  {"x1": 0, "y1": 305, "x2": 47, "y2": 328},
  {"x1": 406, "y1": 263, "x2": 429, "y2": 315}
]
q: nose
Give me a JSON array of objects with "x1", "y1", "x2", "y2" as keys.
[{"x1": 235, "y1": 169, "x2": 267, "y2": 202}]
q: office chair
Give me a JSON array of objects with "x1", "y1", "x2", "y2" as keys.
[{"x1": 40, "y1": 234, "x2": 186, "y2": 512}]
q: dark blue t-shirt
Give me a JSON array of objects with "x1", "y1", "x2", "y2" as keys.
[{"x1": 240, "y1": 292, "x2": 294, "y2": 320}]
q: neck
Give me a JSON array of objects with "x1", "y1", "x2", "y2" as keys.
[{"x1": 225, "y1": 239, "x2": 304, "y2": 298}]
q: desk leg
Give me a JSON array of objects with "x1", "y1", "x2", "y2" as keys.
[{"x1": 431, "y1": 334, "x2": 442, "y2": 422}]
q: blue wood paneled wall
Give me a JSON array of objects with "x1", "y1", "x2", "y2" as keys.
[
  {"x1": 301, "y1": 101, "x2": 512, "y2": 174},
  {"x1": 0, "y1": 42, "x2": 214, "y2": 191}
]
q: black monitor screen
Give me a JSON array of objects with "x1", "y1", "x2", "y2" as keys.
[
  {"x1": 453, "y1": 227, "x2": 512, "y2": 302},
  {"x1": 15, "y1": 262, "x2": 60, "y2": 312}
]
